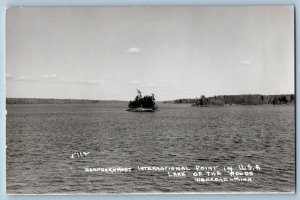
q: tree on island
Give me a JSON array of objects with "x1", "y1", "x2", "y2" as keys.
[
  {"x1": 128, "y1": 89, "x2": 157, "y2": 110},
  {"x1": 194, "y1": 95, "x2": 209, "y2": 106}
]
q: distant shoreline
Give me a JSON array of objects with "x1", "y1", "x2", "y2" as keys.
[
  {"x1": 6, "y1": 98, "x2": 128, "y2": 104},
  {"x1": 170, "y1": 94, "x2": 295, "y2": 106},
  {"x1": 6, "y1": 94, "x2": 295, "y2": 105}
]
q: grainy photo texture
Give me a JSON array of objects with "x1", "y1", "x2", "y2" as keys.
[{"x1": 6, "y1": 6, "x2": 295, "y2": 194}]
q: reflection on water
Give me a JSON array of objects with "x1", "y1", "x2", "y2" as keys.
[{"x1": 6, "y1": 102, "x2": 295, "y2": 193}]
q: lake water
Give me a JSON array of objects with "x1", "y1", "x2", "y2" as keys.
[{"x1": 6, "y1": 102, "x2": 295, "y2": 194}]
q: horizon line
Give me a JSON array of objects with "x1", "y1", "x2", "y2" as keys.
[{"x1": 6, "y1": 93, "x2": 295, "y2": 102}]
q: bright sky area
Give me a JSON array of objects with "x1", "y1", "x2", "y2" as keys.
[{"x1": 6, "y1": 6, "x2": 294, "y2": 100}]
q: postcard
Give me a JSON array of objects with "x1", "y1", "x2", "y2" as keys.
[{"x1": 6, "y1": 6, "x2": 295, "y2": 194}]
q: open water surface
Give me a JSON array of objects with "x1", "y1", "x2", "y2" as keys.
[{"x1": 6, "y1": 102, "x2": 295, "y2": 194}]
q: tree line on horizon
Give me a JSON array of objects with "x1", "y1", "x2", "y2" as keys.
[
  {"x1": 173, "y1": 94, "x2": 295, "y2": 106},
  {"x1": 6, "y1": 94, "x2": 295, "y2": 106},
  {"x1": 6, "y1": 98, "x2": 103, "y2": 104}
]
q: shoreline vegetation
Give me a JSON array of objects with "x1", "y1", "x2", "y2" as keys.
[
  {"x1": 6, "y1": 94, "x2": 294, "y2": 106},
  {"x1": 169, "y1": 94, "x2": 295, "y2": 106},
  {"x1": 6, "y1": 98, "x2": 127, "y2": 104},
  {"x1": 126, "y1": 90, "x2": 158, "y2": 112}
]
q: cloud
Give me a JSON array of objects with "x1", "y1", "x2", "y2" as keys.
[
  {"x1": 17, "y1": 76, "x2": 28, "y2": 80},
  {"x1": 8, "y1": 74, "x2": 108, "y2": 86},
  {"x1": 6, "y1": 74, "x2": 35, "y2": 82},
  {"x1": 14, "y1": 76, "x2": 35, "y2": 82},
  {"x1": 131, "y1": 80, "x2": 140, "y2": 84},
  {"x1": 86, "y1": 80, "x2": 107, "y2": 84},
  {"x1": 8, "y1": 73, "x2": 71, "y2": 84},
  {"x1": 61, "y1": 78, "x2": 70, "y2": 83},
  {"x1": 42, "y1": 74, "x2": 58, "y2": 79},
  {"x1": 75, "y1": 79, "x2": 108, "y2": 86},
  {"x1": 127, "y1": 47, "x2": 141, "y2": 54},
  {"x1": 242, "y1": 60, "x2": 252, "y2": 66}
]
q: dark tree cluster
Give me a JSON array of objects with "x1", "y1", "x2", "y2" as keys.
[
  {"x1": 194, "y1": 95, "x2": 209, "y2": 106},
  {"x1": 174, "y1": 98, "x2": 196, "y2": 104},
  {"x1": 272, "y1": 95, "x2": 289, "y2": 105},
  {"x1": 128, "y1": 90, "x2": 157, "y2": 109},
  {"x1": 175, "y1": 94, "x2": 294, "y2": 106}
]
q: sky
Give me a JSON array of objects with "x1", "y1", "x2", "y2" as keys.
[{"x1": 6, "y1": 6, "x2": 294, "y2": 101}]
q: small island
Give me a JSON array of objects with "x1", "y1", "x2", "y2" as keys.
[{"x1": 127, "y1": 90, "x2": 158, "y2": 112}]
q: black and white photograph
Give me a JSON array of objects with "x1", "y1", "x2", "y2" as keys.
[{"x1": 6, "y1": 6, "x2": 295, "y2": 194}]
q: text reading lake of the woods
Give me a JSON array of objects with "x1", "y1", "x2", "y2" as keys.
[{"x1": 71, "y1": 152, "x2": 260, "y2": 183}]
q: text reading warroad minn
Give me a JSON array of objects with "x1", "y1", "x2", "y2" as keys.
[{"x1": 83, "y1": 164, "x2": 261, "y2": 183}]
